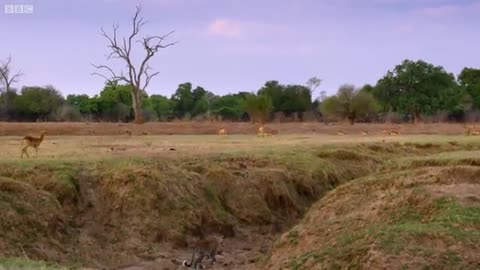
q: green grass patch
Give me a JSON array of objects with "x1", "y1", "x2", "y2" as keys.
[
  {"x1": 377, "y1": 196, "x2": 480, "y2": 254},
  {"x1": 287, "y1": 229, "x2": 299, "y2": 245},
  {"x1": 0, "y1": 258, "x2": 68, "y2": 269}
]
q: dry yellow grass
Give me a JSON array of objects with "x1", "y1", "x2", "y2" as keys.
[
  {"x1": 0, "y1": 133, "x2": 478, "y2": 161},
  {"x1": 0, "y1": 122, "x2": 474, "y2": 136}
]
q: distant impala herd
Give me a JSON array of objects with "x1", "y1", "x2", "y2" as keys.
[{"x1": 16, "y1": 124, "x2": 480, "y2": 158}]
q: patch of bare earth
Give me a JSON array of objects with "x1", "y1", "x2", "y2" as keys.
[
  {"x1": 426, "y1": 183, "x2": 480, "y2": 206},
  {"x1": 118, "y1": 228, "x2": 277, "y2": 270}
]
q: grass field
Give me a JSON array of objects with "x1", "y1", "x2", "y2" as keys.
[
  {"x1": 2, "y1": 133, "x2": 479, "y2": 161},
  {"x1": 0, "y1": 123, "x2": 479, "y2": 269},
  {"x1": 0, "y1": 122, "x2": 472, "y2": 136}
]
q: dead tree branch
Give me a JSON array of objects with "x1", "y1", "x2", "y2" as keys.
[
  {"x1": 91, "y1": 4, "x2": 176, "y2": 123},
  {"x1": 0, "y1": 56, "x2": 23, "y2": 107}
]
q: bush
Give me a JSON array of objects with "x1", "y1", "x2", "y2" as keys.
[
  {"x1": 423, "y1": 111, "x2": 449, "y2": 123},
  {"x1": 46, "y1": 105, "x2": 83, "y2": 121},
  {"x1": 320, "y1": 85, "x2": 380, "y2": 125},
  {"x1": 381, "y1": 111, "x2": 403, "y2": 124},
  {"x1": 242, "y1": 94, "x2": 273, "y2": 124},
  {"x1": 465, "y1": 110, "x2": 480, "y2": 123},
  {"x1": 143, "y1": 107, "x2": 158, "y2": 122}
]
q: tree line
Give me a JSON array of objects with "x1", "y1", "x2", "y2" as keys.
[
  {"x1": 0, "y1": 78, "x2": 314, "y2": 123},
  {"x1": 1, "y1": 58, "x2": 479, "y2": 124},
  {"x1": 319, "y1": 59, "x2": 480, "y2": 124}
]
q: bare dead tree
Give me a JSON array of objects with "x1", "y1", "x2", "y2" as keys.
[
  {"x1": 306, "y1": 76, "x2": 322, "y2": 99},
  {"x1": 92, "y1": 5, "x2": 176, "y2": 124},
  {"x1": 0, "y1": 56, "x2": 23, "y2": 108}
]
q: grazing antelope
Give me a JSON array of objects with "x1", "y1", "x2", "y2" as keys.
[
  {"x1": 465, "y1": 125, "x2": 480, "y2": 136},
  {"x1": 257, "y1": 126, "x2": 265, "y2": 137},
  {"x1": 257, "y1": 125, "x2": 277, "y2": 137},
  {"x1": 21, "y1": 130, "x2": 47, "y2": 158},
  {"x1": 361, "y1": 130, "x2": 368, "y2": 135},
  {"x1": 389, "y1": 130, "x2": 400, "y2": 136},
  {"x1": 218, "y1": 128, "x2": 227, "y2": 135},
  {"x1": 337, "y1": 130, "x2": 346, "y2": 136},
  {"x1": 383, "y1": 129, "x2": 400, "y2": 136},
  {"x1": 469, "y1": 130, "x2": 480, "y2": 136}
]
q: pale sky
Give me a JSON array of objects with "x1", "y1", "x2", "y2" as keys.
[{"x1": 0, "y1": 0, "x2": 479, "y2": 98}]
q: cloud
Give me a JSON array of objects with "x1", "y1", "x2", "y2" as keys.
[
  {"x1": 207, "y1": 18, "x2": 289, "y2": 40},
  {"x1": 208, "y1": 19, "x2": 242, "y2": 38}
]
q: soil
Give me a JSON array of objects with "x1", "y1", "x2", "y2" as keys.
[
  {"x1": 118, "y1": 228, "x2": 278, "y2": 270},
  {"x1": 425, "y1": 183, "x2": 480, "y2": 206}
]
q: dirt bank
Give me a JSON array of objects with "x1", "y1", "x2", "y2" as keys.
[
  {"x1": 265, "y1": 163, "x2": 480, "y2": 269},
  {"x1": 0, "y1": 145, "x2": 380, "y2": 269},
  {"x1": 1, "y1": 142, "x2": 479, "y2": 269}
]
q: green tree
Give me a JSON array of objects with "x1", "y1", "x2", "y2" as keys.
[
  {"x1": 172, "y1": 82, "x2": 194, "y2": 118},
  {"x1": 359, "y1": 84, "x2": 374, "y2": 94},
  {"x1": 439, "y1": 86, "x2": 470, "y2": 117},
  {"x1": 258, "y1": 80, "x2": 284, "y2": 112},
  {"x1": 259, "y1": 81, "x2": 313, "y2": 118},
  {"x1": 242, "y1": 93, "x2": 273, "y2": 124},
  {"x1": 210, "y1": 94, "x2": 244, "y2": 120},
  {"x1": 14, "y1": 85, "x2": 64, "y2": 121},
  {"x1": 149, "y1": 94, "x2": 174, "y2": 120},
  {"x1": 375, "y1": 59, "x2": 457, "y2": 123},
  {"x1": 320, "y1": 84, "x2": 380, "y2": 124},
  {"x1": 0, "y1": 89, "x2": 18, "y2": 119},
  {"x1": 97, "y1": 82, "x2": 133, "y2": 121},
  {"x1": 373, "y1": 72, "x2": 401, "y2": 112},
  {"x1": 458, "y1": 68, "x2": 480, "y2": 109},
  {"x1": 280, "y1": 85, "x2": 311, "y2": 115},
  {"x1": 67, "y1": 94, "x2": 98, "y2": 115},
  {"x1": 191, "y1": 86, "x2": 210, "y2": 117}
]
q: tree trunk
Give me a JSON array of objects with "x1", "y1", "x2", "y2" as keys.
[
  {"x1": 386, "y1": 106, "x2": 393, "y2": 124},
  {"x1": 2, "y1": 92, "x2": 7, "y2": 109},
  {"x1": 412, "y1": 111, "x2": 421, "y2": 124},
  {"x1": 347, "y1": 112, "x2": 355, "y2": 125},
  {"x1": 2, "y1": 83, "x2": 10, "y2": 109},
  {"x1": 131, "y1": 87, "x2": 145, "y2": 124}
]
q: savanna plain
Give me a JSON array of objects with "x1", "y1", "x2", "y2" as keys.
[{"x1": 0, "y1": 122, "x2": 479, "y2": 270}]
